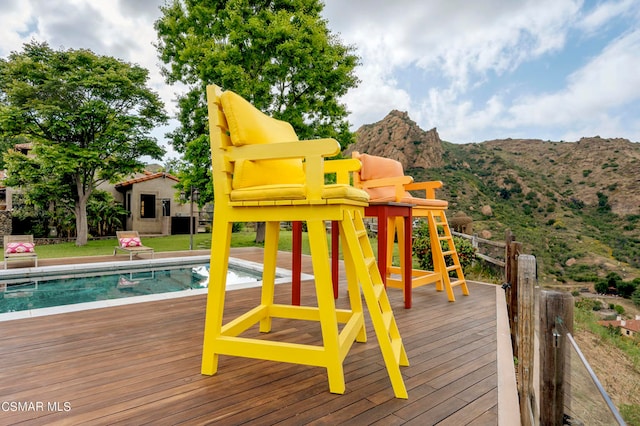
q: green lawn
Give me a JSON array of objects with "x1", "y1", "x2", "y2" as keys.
[
  {"x1": 32, "y1": 231, "x2": 394, "y2": 262},
  {"x1": 34, "y1": 233, "x2": 213, "y2": 259},
  {"x1": 30, "y1": 232, "x2": 333, "y2": 258}
]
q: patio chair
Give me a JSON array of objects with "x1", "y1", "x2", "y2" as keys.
[
  {"x1": 113, "y1": 231, "x2": 154, "y2": 260},
  {"x1": 4, "y1": 235, "x2": 38, "y2": 269},
  {"x1": 202, "y1": 84, "x2": 408, "y2": 398},
  {"x1": 352, "y1": 152, "x2": 469, "y2": 303}
]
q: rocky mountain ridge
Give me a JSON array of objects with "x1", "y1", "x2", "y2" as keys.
[
  {"x1": 345, "y1": 110, "x2": 444, "y2": 169},
  {"x1": 345, "y1": 110, "x2": 640, "y2": 284}
]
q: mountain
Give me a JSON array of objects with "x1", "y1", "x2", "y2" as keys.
[
  {"x1": 345, "y1": 110, "x2": 444, "y2": 168},
  {"x1": 345, "y1": 111, "x2": 640, "y2": 286}
]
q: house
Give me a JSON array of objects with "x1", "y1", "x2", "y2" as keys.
[
  {"x1": 101, "y1": 170, "x2": 199, "y2": 236},
  {"x1": 1, "y1": 165, "x2": 199, "y2": 237},
  {"x1": 2, "y1": 140, "x2": 201, "y2": 236},
  {"x1": 598, "y1": 315, "x2": 640, "y2": 338}
]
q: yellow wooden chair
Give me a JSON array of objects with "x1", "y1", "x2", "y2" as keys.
[
  {"x1": 202, "y1": 85, "x2": 409, "y2": 398},
  {"x1": 353, "y1": 152, "x2": 469, "y2": 302}
]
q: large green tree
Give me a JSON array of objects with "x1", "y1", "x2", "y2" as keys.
[
  {"x1": 0, "y1": 42, "x2": 167, "y2": 246},
  {"x1": 154, "y1": 0, "x2": 360, "y2": 206}
]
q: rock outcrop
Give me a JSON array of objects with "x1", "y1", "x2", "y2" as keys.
[{"x1": 344, "y1": 110, "x2": 444, "y2": 170}]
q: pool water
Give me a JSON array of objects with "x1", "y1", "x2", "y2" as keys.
[{"x1": 0, "y1": 263, "x2": 261, "y2": 314}]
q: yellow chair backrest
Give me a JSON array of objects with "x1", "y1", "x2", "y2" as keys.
[
  {"x1": 208, "y1": 85, "x2": 368, "y2": 206},
  {"x1": 220, "y1": 91, "x2": 306, "y2": 189}
]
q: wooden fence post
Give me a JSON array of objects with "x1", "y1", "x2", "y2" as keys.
[
  {"x1": 505, "y1": 230, "x2": 522, "y2": 356},
  {"x1": 517, "y1": 254, "x2": 536, "y2": 426},
  {"x1": 539, "y1": 290, "x2": 574, "y2": 426}
]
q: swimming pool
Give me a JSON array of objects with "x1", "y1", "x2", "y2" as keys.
[{"x1": 0, "y1": 256, "x2": 312, "y2": 321}]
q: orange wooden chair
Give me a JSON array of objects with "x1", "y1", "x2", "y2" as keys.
[{"x1": 353, "y1": 152, "x2": 469, "y2": 303}]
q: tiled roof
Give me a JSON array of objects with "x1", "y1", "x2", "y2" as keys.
[
  {"x1": 598, "y1": 319, "x2": 640, "y2": 332},
  {"x1": 115, "y1": 171, "x2": 179, "y2": 189}
]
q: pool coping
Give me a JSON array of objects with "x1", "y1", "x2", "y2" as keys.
[{"x1": 0, "y1": 256, "x2": 314, "y2": 322}]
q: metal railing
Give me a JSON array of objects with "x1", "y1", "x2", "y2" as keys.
[{"x1": 512, "y1": 255, "x2": 626, "y2": 425}]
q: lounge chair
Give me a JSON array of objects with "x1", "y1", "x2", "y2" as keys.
[
  {"x1": 4, "y1": 234, "x2": 38, "y2": 269},
  {"x1": 113, "y1": 231, "x2": 154, "y2": 260}
]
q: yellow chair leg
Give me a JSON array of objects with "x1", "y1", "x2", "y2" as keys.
[
  {"x1": 259, "y1": 221, "x2": 280, "y2": 333},
  {"x1": 307, "y1": 218, "x2": 345, "y2": 394},
  {"x1": 201, "y1": 219, "x2": 233, "y2": 376}
]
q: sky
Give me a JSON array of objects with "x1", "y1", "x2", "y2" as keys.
[{"x1": 0, "y1": 0, "x2": 638, "y2": 161}]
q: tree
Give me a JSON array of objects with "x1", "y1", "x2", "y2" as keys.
[
  {"x1": 617, "y1": 280, "x2": 637, "y2": 299},
  {"x1": 0, "y1": 42, "x2": 167, "y2": 245},
  {"x1": 632, "y1": 287, "x2": 640, "y2": 307},
  {"x1": 154, "y1": 0, "x2": 360, "y2": 202}
]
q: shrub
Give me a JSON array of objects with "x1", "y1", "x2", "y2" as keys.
[
  {"x1": 575, "y1": 298, "x2": 602, "y2": 311},
  {"x1": 412, "y1": 221, "x2": 476, "y2": 272}
]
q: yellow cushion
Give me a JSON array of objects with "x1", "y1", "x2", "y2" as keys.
[
  {"x1": 230, "y1": 184, "x2": 307, "y2": 201},
  {"x1": 233, "y1": 158, "x2": 306, "y2": 189},
  {"x1": 230, "y1": 184, "x2": 369, "y2": 203},
  {"x1": 322, "y1": 185, "x2": 370, "y2": 203},
  {"x1": 221, "y1": 91, "x2": 299, "y2": 146},
  {"x1": 220, "y1": 90, "x2": 305, "y2": 189}
]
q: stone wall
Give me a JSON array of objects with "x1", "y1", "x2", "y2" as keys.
[{"x1": 0, "y1": 211, "x2": 12, "y2": 246}]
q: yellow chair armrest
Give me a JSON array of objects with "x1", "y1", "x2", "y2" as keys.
[
  {"x1": 404, "y1": 181, "x2": 444, "y2": 199},
  {"x1": 227, "y1": 138, "x2": 340, "y2": 161},
  {"x1": 324, "y1": 158, "x2": 362, "y2": 185}
]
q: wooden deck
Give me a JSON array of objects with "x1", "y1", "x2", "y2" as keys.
[{"x1": 0, "y1": 248, "x2": 517, "y2": 425}]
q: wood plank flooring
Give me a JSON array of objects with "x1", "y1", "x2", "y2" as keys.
[{"x1": 0, "y1": 248, "x2": 502, "y2": 425}]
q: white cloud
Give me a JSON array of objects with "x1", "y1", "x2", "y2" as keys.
[
  {"x1": 507, "y1": 29, "x2": 640, "y2": 128},
  {"x1": 1, "y1": 0, "x2": 638, "y2": 150},
  {"x1": 323, "y1": 0, "x2": 589, "y2": 141},
  {"x1": 577, "y1": 0, "x2": 638, "y2": 34}
]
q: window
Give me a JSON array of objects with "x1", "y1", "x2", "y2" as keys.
[
  {"x1": 125, "y1": 192, "x2": 131, "y2": 216},
  {"x1": 140, "y1": 194, "x2": 156, "y2": 219}
]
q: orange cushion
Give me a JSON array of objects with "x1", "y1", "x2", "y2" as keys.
[
  {"x1": 358, "y1": 154, "x2": 412, "y2": 201},
  {"x1": 220, "y1": 90, "x2": 305, "y2": 189},
  {"x1": 359, "y1": 154, "x2": 405, "y2": 180}
]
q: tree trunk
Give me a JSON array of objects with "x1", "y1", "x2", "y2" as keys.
[
  {"x1": 255, "y1": 222, "x2": 265, "y2": 244},
  {"x1": 75, "y1": 200, "x2": 89, "y2": 246},
  {"x1": 75, "y1": 179, "x2": 91, "y2": 246}
]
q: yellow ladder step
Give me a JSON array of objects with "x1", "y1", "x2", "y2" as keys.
[
  {"x1": 355, "y1": 228, "x2": 368, "y2": 239},
  {"x1": 391, "y1": 338, "x2": 404, "y2": 362},
  {"x1": 450, "y1": 279, "x2": 466, "y2": 288},
  {"x1": 373, "y1": 283, "x2": 386, "y2": 300},
  {"x1": 364, "y1": 256, "x2": 377, "y2": 271},
  {"x1": 381, "y1": 311, "x2": 394, "y2": 329},
  {"x1": 342, "y1": 209, "x2": 408, "y2": 398}
]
